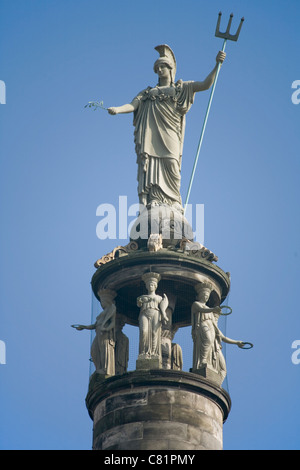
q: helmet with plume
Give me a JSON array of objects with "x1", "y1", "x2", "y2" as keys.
[{"x1": 153, "y1": 44, "x2": 177, "y2": 83}]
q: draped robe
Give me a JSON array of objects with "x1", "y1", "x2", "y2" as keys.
[
  {"x1": 137, "y1": 294, "x2": 163, "y2": 357},
  {"x1": 91, "y1": 304, "x2": 116, "y2": 375},
  {"x1": 132, "y1": 80, "x2": 195, "y2": 208}
]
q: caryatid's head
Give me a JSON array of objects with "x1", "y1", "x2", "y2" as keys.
[
  {"x1": 98, "y1": 288, "x2": 117, "y2": 309},
  {"x1": 142, "y1": 272, "x2": 161, "y2": 293},
  {"x1": 195, "y1": 281, "x2": 214, "y2": 304}
]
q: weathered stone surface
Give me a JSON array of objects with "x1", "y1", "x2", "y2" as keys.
[
  {"x1": 143, "y1": 421, "x2": 188, "y2": 441},
  {"x1": 88, "y1": 370, "x2": 230, "y2": 450},
  {"x1": 187, "y1": 423, "x2": 222, "y2": 448},
  {"x1": 120, "y1": 403, "x2": 172, "y2": 424},
  {"x1": 93, "y1": 410, "x2": 115, "y2": 436},
  {"x1": 94, "y1": 423, "x2": 143, "y2": 450},
  {"x1": 200, "y1": 430, "x2": 223, "y2": 450},
  {"x1": 148, "y1": 388, "x2": 177, "y2": 405},
  {"x1": 124, "y1": 438, "x2": 169, "y2": 451},
  {"x1": 136, "y1": 356, "x2": 161, "y2": 370},
  {"x1": 167, "y1": 439, "x2": 199, "y2": 450},
  {"x1": 171, "y1": 405, "x2": 215, "y2": 431},
  {"x1": 105, "y1": 392, "x2": 148, "y2": 414},
  {"x1": 193, "y1": 392, "x2": 223, "y2": 422}
]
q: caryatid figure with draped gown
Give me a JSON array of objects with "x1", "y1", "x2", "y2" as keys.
[
  {"x1": 137, "y1": 272, "x2": 168, "y2": 360},
  {"x1": 108, "y1": 45, "x2": 226, "y2": 211},
  {"x1": 191, "y1": 282, "x2": 246, "y2": 382},
  {"x1": 73, "y1": 289, "x2": 117, "y2": 376}
]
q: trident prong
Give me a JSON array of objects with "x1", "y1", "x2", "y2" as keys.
[{"x1": 215, "y1": 11, "x2": 244, "y2": 42}]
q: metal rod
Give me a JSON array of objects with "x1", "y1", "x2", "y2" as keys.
[{"x1": 184, "y1": 38, "x2": 227, "y2": 213}]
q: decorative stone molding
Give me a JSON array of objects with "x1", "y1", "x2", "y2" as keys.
[
  {"x1": 94, "y1": 241, "x2": 139, "y2": 268},
  {"x1": 180, "y1": 238, "x2": 218, "y2": 262}
]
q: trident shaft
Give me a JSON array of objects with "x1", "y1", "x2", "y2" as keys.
[{"x1": 184, "y1": 12, "x2": 244, "y2": 212}]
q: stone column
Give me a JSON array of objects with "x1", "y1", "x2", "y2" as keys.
[{"x1": 86, "y1": 370, "x2": 231, "y2": 450}]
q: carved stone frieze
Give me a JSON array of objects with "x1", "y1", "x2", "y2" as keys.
[
  {"x1": 94, "y1": 241, "x2": 139, "y2": 268},
  {"x1": 180, "y1": 238, "x2": 218, "y2": 262}
]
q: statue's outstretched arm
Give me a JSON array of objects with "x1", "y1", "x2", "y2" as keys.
[
  {"x1": 192, "y1": 302, "x2": 221, "y2": 315},
  {"x1": 108, "y1": 98, "x2": 139, "y2": 115},
  {"x1": 219, "y1": 332, "x2": 245, "y2": 348},
  {"x1": 192, "y1": 51, "x2": 226, "y2": 93},
  {"x1": 72, "y1": 323, "x2": 96, "y2": 331}
]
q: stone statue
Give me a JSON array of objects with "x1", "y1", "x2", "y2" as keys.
[
  {"x1": 147, "y1": 233, "x2": 163, "y2": 252},
  {"x1": 115, "y1": 315, "x2": 129, "y2": 375},
  {"x1": 137, "y1": 272, "x2": 168, "y2": 364},
  {"x1": 191, "y1": 282, "x2": 245, "y2": 382},
  {"x1": 160, "y1": 293, "x2": 183, "y2": 371},
  {"x1": 171, "y1": 342, "x2": 183, "y2": 371},
  {"x1": 73, "y1": 289, "x2": 117, "y2": 376},
  {"x1": 108, "y1": 45, "x2": 226, "y2": 211}
]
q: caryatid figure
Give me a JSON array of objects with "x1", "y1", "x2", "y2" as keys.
[
  {"x1": 191, "y1": 282, "x2": 246, "y2": 381},
  {"x1": 73, "y1": 289, "x2": 117, "y2": 376},
  {"x1": 137, "y1": 272, "x2": 168, "y2": 359}
]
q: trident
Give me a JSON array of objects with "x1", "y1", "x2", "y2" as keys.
[{"x1": 184, "y1": 12, "x2": 244, "y2": 212}]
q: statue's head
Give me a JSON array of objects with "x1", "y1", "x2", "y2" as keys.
[
  {"x1": 142, "y1": 272, "x2": 161, "y2": 292},
  {"x1": 98, "y1": 288, "x2": 117, "y2": 308},
  {"x1": 195, "y1": 281, "x2": 213, "y2": 303},
  {"x1": 153, "y1": 44, "x2": 176, "y2": 84}
]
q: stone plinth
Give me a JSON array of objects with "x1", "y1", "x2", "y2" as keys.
[
  {"x1": 86, "y1": 370, "x2": 231, "y2": 450},
  {"x1": 136, "y1": 355, "x2": 161, "y2": 370},
  {"x1": 191, "y1": 365, "x2": 224, "y2": 387},
  {"x1": 129, "y1": 204, "x2": 194, "y2": 249}
]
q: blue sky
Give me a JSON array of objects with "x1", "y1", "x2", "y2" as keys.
[{"x1": 0, "y1": 0, "x2": 299, "y2": 450}]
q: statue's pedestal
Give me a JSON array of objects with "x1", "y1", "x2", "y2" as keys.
[
  {"x1": 136, "y1": 355, "x2": 161, "y2": 370},
  {"x1": 191, "y1": 365, "x2": 224, "y2": 387},
  {"x1": 86, "y1": 370, "x2": 231, "y2": 450}
]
